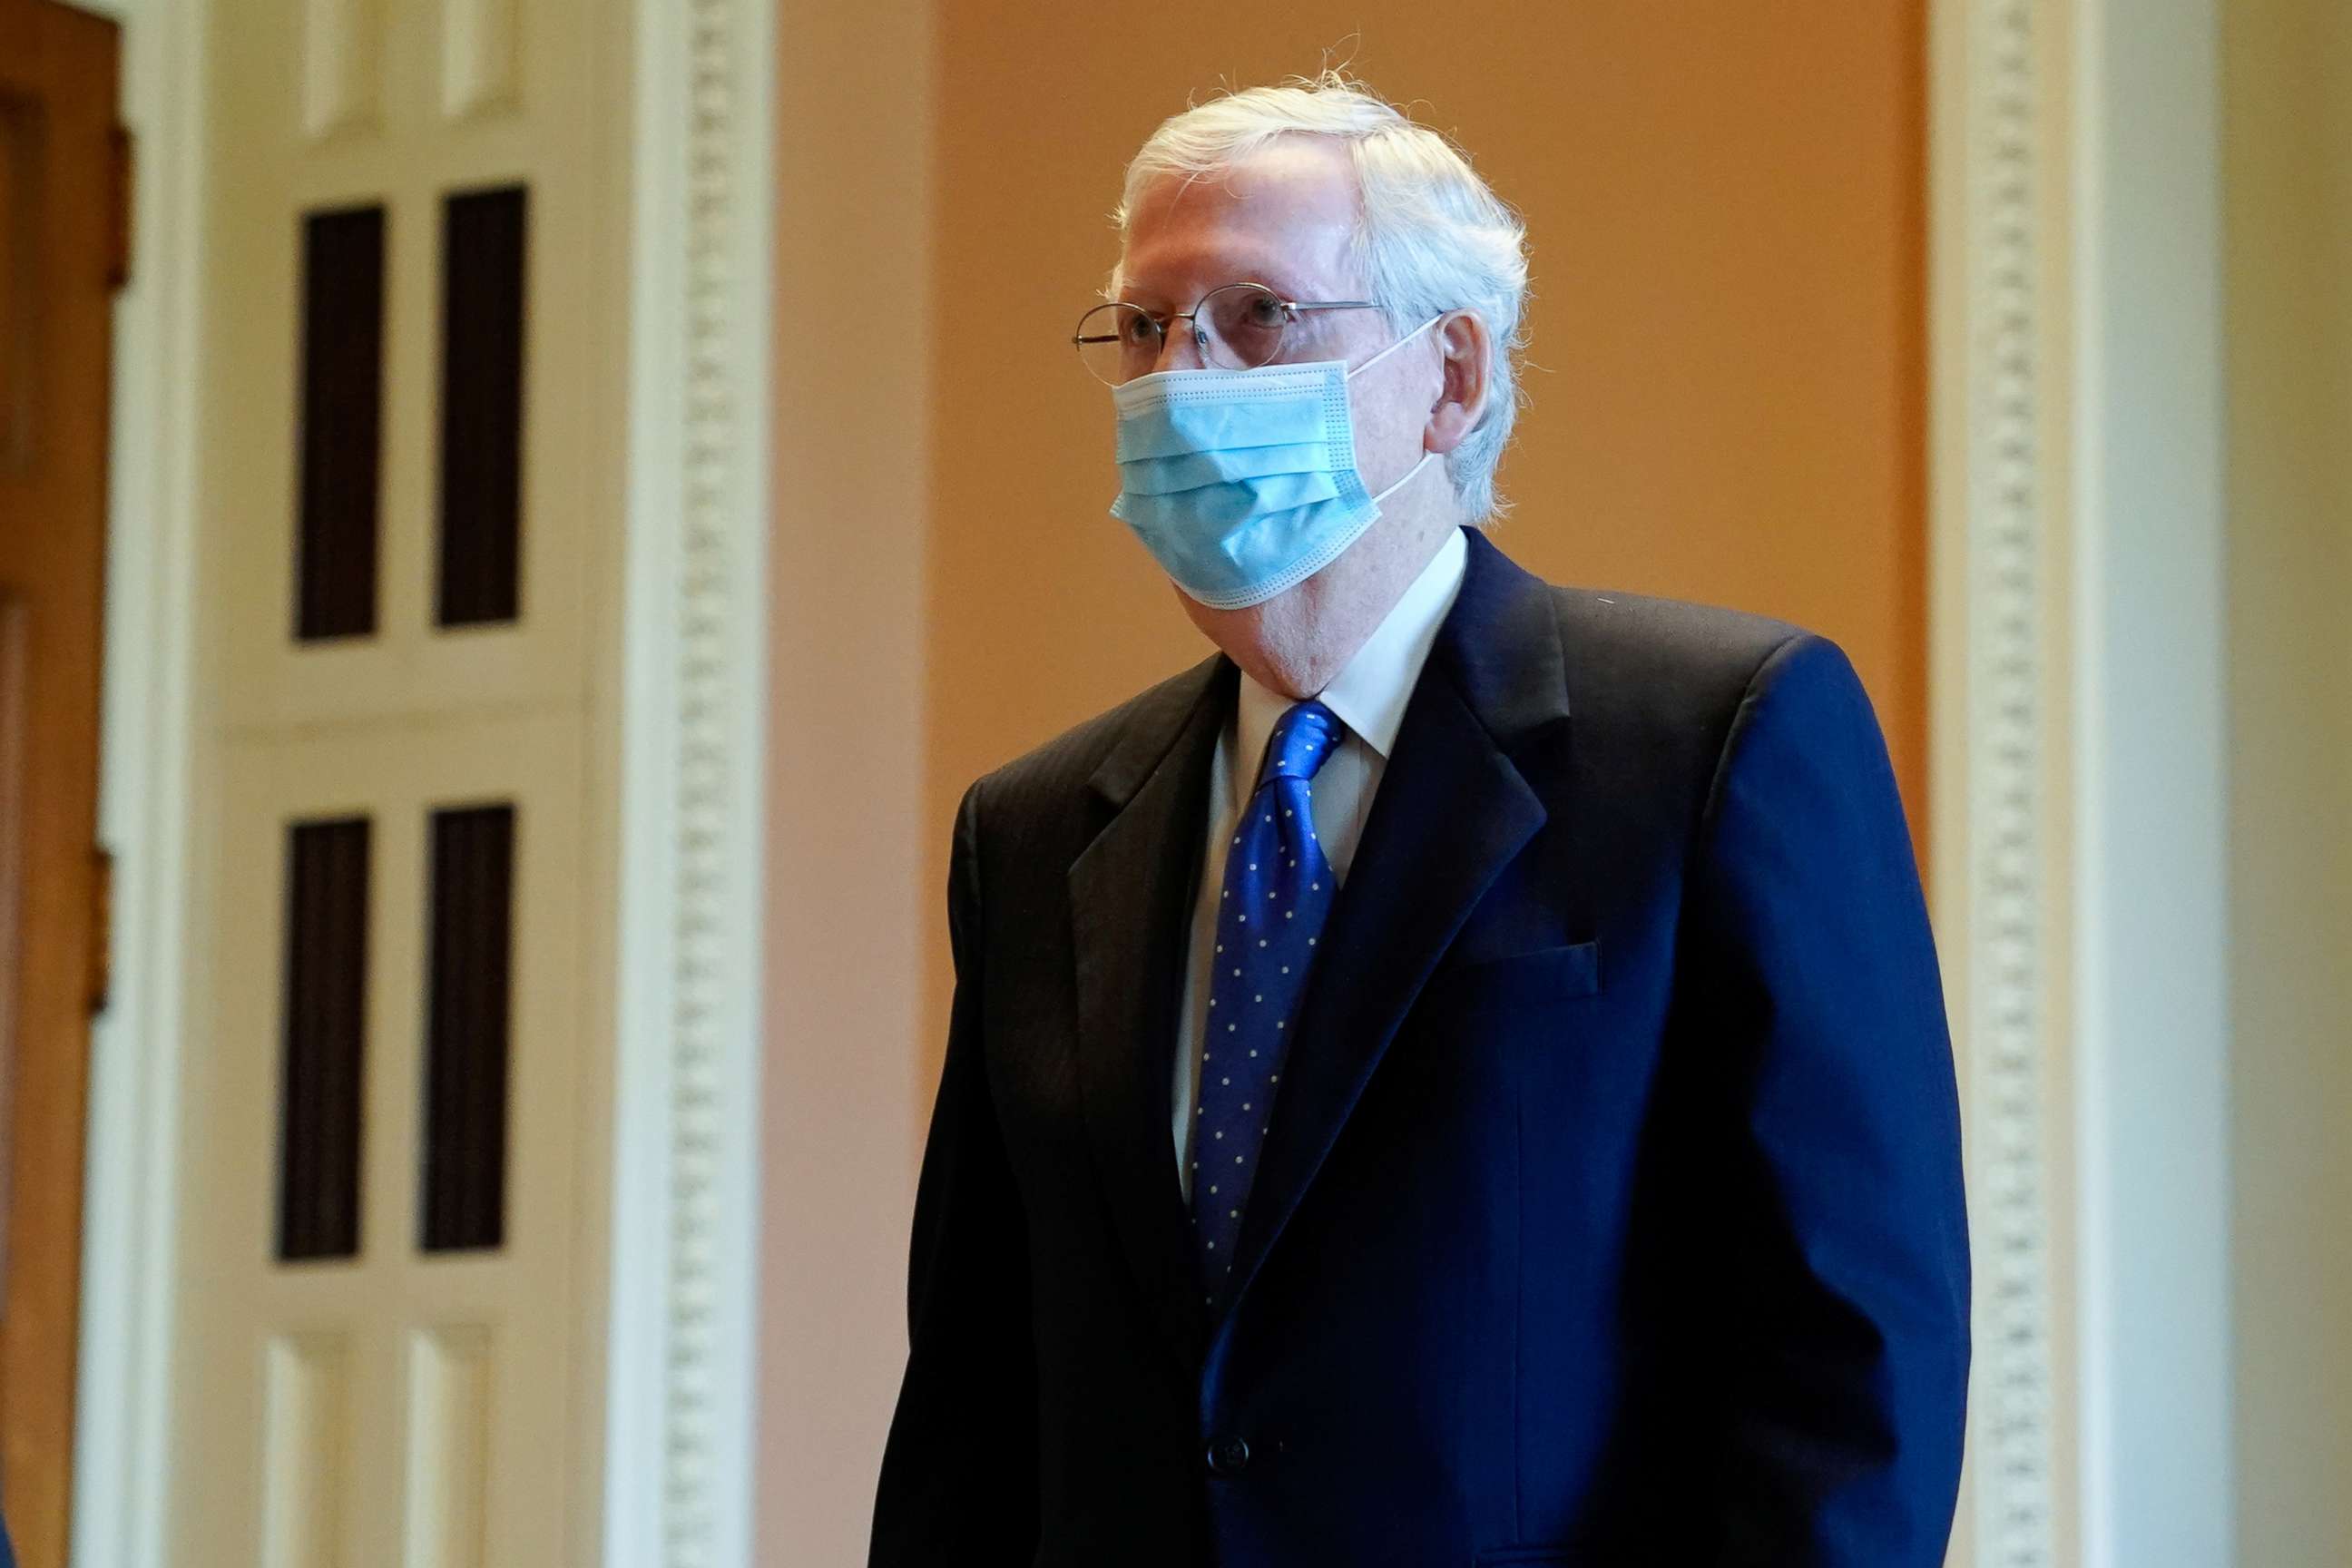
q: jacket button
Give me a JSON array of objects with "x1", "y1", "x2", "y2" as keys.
[{"x1": 1206, "y1": 1435, "x2": 1250, "y2": 1475}]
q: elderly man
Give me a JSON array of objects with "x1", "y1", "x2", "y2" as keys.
[{"x1": 870, "y1": 76, "x2": 1968, "y2": 1568}]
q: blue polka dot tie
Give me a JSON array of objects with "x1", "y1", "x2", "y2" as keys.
[{"x1": 1191, "y1": 699, "x2": 1342, "y2": 1316}]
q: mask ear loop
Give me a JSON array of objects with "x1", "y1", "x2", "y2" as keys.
[
  {"x1": 1342, "y1": 312, "x2": 1446, "y2": 381},
  {"x1": 1369, "y1": 449, "x2": 1437, "y2": 505},
  {"x1": 1351, "y1": 313, "x2": 1447, "y2": 506}
]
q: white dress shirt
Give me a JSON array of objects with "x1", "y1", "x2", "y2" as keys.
[{"x1": 1171, "y1": 528, "x2": 1469, "y2": 1203}]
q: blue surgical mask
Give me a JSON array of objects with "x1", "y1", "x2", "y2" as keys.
[{"x1": 1107, "y1": 318, "x2": 1441, "y2": 609}]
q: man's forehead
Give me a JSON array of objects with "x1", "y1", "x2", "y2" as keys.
[{"x1": 1119, "y1": 136, "x2": 1362, "y2": 298}]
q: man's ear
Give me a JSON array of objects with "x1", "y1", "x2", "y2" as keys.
[{"x1": 1422, "y1": 310, "x2": 1492, "y2": 456}]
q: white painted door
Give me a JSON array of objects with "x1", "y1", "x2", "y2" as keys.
[{"x1": 168, "y1": 0, "x2": 624, "y2": 1561}]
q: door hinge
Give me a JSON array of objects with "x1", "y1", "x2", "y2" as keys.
[
  {"x1": 108, "y1": 124, "x2": 133, "y2": 290},
  {"x1": 89, "y1": 845, "x2": 113, "y2": 1016}
]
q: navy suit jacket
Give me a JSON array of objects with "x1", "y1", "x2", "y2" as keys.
[{"x1": 871, "y1": 529, "x2": 1969, "y2": 1567}]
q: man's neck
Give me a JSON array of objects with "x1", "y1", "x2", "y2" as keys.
[{"x1": 1187, "y1": 513, "x2": 1458, "y2": 700}]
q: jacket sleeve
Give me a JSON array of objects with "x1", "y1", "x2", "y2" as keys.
[
  {"x1": 867, "y1": 783, "x2": 1041, "y2": 1565},
  {"x1": 1683, "y1": 634, "x2": 1971, "y2": 1566}
]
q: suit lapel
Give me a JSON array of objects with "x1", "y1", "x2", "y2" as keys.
[
  {"x1": 1070, "y1": 655, "x2": 1234, "y2": 1382},
  {"x1": 1220, "y1": 530, "x2": 1573, "y2": 1326}
]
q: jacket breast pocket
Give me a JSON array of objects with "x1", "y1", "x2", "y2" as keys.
[{"x1": 1419, "y1": 939, "x2": 1602, "y2": 1017}]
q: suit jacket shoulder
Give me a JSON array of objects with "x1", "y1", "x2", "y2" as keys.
[
  {"x1": 1550, "y1": 581, "x2": 1806, "y2": 726},
  {"x1": 956, "y1": 537, "x2": 1871, "y2": 876},
  {"x1": 1530, "y1": 577, "x2": 1822, "y2": 834},
  {"x1": 966, "y1": 656, "x2": 1225, "y2": 821}
]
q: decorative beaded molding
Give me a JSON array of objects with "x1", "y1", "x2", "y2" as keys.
[
  {"x1": 662, "y1": 6, "x2": 740, "y2": 1559},
  {"x1": 617, "y1": 0, "x2": 771, "y2": 1561},
  {"x1": 1959, "y1": 1, "x2": 2059, "y2": 1563}
]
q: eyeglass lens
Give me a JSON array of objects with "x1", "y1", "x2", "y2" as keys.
[{"x1": 1074, "y1": 283, "x2": 1295, "y2": 386}]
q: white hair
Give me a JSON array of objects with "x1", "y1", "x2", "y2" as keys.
[{"x1": 1114, "y1": 73, "x2": 1532, "y2": 524}]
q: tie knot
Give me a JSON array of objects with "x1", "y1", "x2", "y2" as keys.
[{"x1": 1258, "y1": 700, "x2": 1342, "y2": 788}]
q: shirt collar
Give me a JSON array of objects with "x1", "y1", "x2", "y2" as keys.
[{"x1": 1233, "y1": 526, "x2": 1470, "y2": 789}]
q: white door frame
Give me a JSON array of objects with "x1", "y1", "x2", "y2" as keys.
[
  {"x1": 1927, "y1": 4, "x2": 2073, "y2": 1559},
  {"x1": 1930, "y1": 1, "x2": 2233, "y2": 1564},
  {"x1": 601, "y1": 0, "x2": 774, "y2": 1561},
  {"x1": 72, "y1": 1, "x2": 208, "y2": 1562},
  {"x1": 69, "y1": 0, "x2": 775, "y2": 1562}
]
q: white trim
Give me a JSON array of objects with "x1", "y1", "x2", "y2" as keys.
[
  {"x1": 603, "y1": 0, "x2": 773, "y2": 1561},
  {"x1": 1932, "y1": 1, "x2": 2066, "y2": 1562},
  {"x1": 2068, "y1": 2, "x2": 2232, "y2": 1563},
  {"x1": 76, "y1": 0, "x2": 775, "y2": 1558},
  {"x1": 1935, "y1": 3, "x2": 2236, "y2": 1565},
  {"x1": 2068, "y1": 7, "x2": 2115, "y2": 1557},
  {"x1": 73, "y1": 0, "x2": 211, "y2": 1562}
]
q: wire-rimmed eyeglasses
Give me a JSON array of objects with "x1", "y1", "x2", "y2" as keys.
[{"x1": 1072, "y1": 281, "x2": 1383, "y2": 387}]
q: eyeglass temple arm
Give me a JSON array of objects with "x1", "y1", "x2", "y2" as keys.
[{"x1": 1068, "y1": 299, "x2": 1384, "y2": 346}]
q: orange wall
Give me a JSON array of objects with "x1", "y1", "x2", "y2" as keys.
[
  {"x1": 760, "y1": 0, "x2": 935, "y2": 1560},
  {"x1": 924, "y1": 5, "x2": 1930, "y2": 1068}
]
